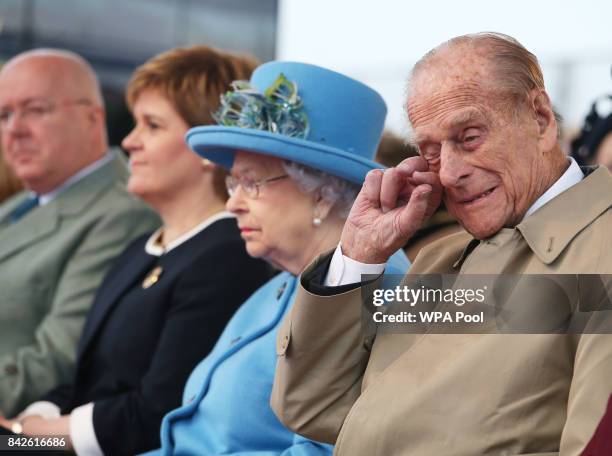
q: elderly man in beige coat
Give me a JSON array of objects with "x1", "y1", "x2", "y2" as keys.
[{"x1": 271, "y1": 33, "x2": 612, "y2": 455}]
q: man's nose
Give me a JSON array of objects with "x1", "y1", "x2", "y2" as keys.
[{"x1": 438, "y1": 142, "x2": 472, "y2": 188}]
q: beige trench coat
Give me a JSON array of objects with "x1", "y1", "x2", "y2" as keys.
[{"x1": 272, "y1": 167, "x2": 612, "y2": 456}]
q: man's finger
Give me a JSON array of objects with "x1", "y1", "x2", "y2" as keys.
[
  {"x1": 380, "y1": 167, "x2": 411, "y2": 213},
  {"x1": 383, "y1": 157, "x2": 431, "y2": 210},
  {"x1": 411, "y1": 171, "x2": 440, "y2": 187},
  {"x1": 360, "y1": 169, "x2": 384, "y2": 208},
  {"x1": 396, "y1": 156, "x2": 429, "y2": 175},
  {"x1": 397, "y1": 183, "x2": 433, "y2": 237}
]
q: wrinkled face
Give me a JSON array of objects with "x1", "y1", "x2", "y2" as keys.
[
  {"x1": 0, "y1": 59, "x2": 97, "y2": 193},
  {"x1": 122, "y1": 89, "x2": 202, "y2": 205},
  {"x1": 226, "y1": 151, "x2": 316, "y2": 272},
  {"x1": 408, "y1": 70, "x2": 545, "y2": 239}
]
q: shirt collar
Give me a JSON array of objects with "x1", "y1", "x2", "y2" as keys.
[
  {"x1": 145, "y1": 211, "x2": 235, "y2": 256},
  {"x1": 522, "y1": 157, "x2": 584, "y2": 220},
  {"x1": 38, "y1": 152, "x2": 114, "y2": 206}
]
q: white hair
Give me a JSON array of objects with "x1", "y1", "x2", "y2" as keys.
[{"x1": 282, "y1": 160, "x2": 360, "y2": 219}]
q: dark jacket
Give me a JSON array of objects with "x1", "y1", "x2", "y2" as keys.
[{"x1": 44, "y1": 217, "x2": 272, "y2": 455}]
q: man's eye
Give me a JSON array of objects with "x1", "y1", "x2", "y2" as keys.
[
  {"x1": 462, "y1": 128, "x2": 482, "y2": 145},
  {"x1": 24, "y1": 105, "x2": 48, "y2": 116}
]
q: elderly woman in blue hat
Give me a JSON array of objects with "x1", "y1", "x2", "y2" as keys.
[{"x1": 144, "y1": 62, "x2": 410, "y2": 455}]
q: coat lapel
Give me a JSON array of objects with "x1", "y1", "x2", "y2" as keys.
[
  {"x1": 77, "y1": 250, "x2": 157, "y2": 359},
  {"x1": 53, "y1": 151, "x2": 129, "y2": 218},
  {"x1": 0, "y1": 199, "x2": 60, "y2": 262},
  {"x1": 217, "y1": 273, "x2": 295, "y2": 356},
  {"x1": 0, "y1": 152, "x2": 128, "y2": 263},
  {"x1": 170, "y1": 273, "x2": 295, "y2": 420}
]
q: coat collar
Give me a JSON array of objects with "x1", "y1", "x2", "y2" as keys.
[
  {"x1": 516, "y1": 166, "x2": 611, "y2": 264},
  {"x1": 0, "y1": 153, "x2": 128, "y2": 262},
  {"x1": 160, "y1": 272, "x2": 296, "y2": 433},
  {"x1": 51, "y1": 151, "x2": 128, "y2": 216},
  {"x1": 452, "y1": 238, "x2": 480, "y2": 269},
  {"x1": 452, "y1": 166, "x2": 612, "y2": 267},
  {"x1": 77, "y1": 218, "x2": 247, "y2": 361},
  {"x1": 77, "y1": 244, "x2": 156, "y2": 359}
]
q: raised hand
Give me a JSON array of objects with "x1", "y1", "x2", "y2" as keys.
[{"x1": 341, "y1": 156, "x2": 442, "y2": 264}]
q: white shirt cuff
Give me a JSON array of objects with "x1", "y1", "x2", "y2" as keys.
[
  {"x1": 325, "y1": 244, "x2": 386, "y2": 286},
  {"x1": 70, "y1": 403, "x2": 104, "y2": 456},
  {"x1": 17, "y1": 401, "x2": 61, "y2": 420}
]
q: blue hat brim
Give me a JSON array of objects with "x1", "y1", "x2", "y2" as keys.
[{"x1": 186, "y1": 126, "x2": 384, "y2": 185}]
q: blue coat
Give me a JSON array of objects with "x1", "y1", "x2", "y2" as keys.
[
  {"x1": 45, "y1": 218, "x2": 271, "y2": 455},
  {"x1": 147, "y1": 251, "x2": 410, "y2": 455}
]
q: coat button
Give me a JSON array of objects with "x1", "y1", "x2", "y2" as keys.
[
  {"x1": 280, "y1": 334, "x2": 289, "y2": 350},
  {"x1": 4, "y1": 364, "x2": 18, "y2": 375}
]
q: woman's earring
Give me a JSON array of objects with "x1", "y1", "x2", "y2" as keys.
[
  {"x1": 201, "y1": 158, "x2": 212, "y2": 167},
  {"x1": 312, "y1": 217, "x2": 322, "y2": 227}
]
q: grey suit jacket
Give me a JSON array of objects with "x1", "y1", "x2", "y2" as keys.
[{"x1": 0, "y1": 151, "x2": 160, "y2": 416}]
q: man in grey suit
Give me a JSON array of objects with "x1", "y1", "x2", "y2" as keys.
[{"x1": 0, "y1": 49, "x2": 160, "y2": 417}]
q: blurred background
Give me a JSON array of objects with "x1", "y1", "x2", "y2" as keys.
[
  {"x1": 0, "y1": 0, "x2": 278, "y2": 145},
  {"x1": 1, "y1": 0, "x2": 610, "y2": 149}
]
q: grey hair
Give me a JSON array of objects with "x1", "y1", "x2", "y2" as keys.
[
  {"x1": 282, "y1": 161, "x2": 360, "y2": 219},
  {"x1": 411, "y1": 32, "x2": 544, "y2": 101}
]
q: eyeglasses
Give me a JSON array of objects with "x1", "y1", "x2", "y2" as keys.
[
  {"x1": 225, "y1": 174, "x2": 289, "y2": 199},
  {"x1": 0, "y1": 98, "x2": 92, "y2": 130}
]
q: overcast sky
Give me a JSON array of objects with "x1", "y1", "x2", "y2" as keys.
[{"x1": 277, "y1": 0, "x2": 612, "y2": 135}]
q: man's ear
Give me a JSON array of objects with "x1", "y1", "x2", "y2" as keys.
[
  {"x1": 87, "y1": 105, "x2": 105, "y2": 127},
  {"x1": 530, "y1": 89, "x2": 558, "y2": 150}
]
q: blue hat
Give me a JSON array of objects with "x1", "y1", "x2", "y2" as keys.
[{"x1": 186, "y1": 61, "x2": 387, "y2": 184}]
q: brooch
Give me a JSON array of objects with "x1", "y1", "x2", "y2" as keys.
[{"x1": 142, "y1": 266, "x2": 163, "y2": 289}]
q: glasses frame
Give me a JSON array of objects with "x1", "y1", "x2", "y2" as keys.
[{"x1": 225, "y1": 173, "x2": 289, "y2": 199}]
